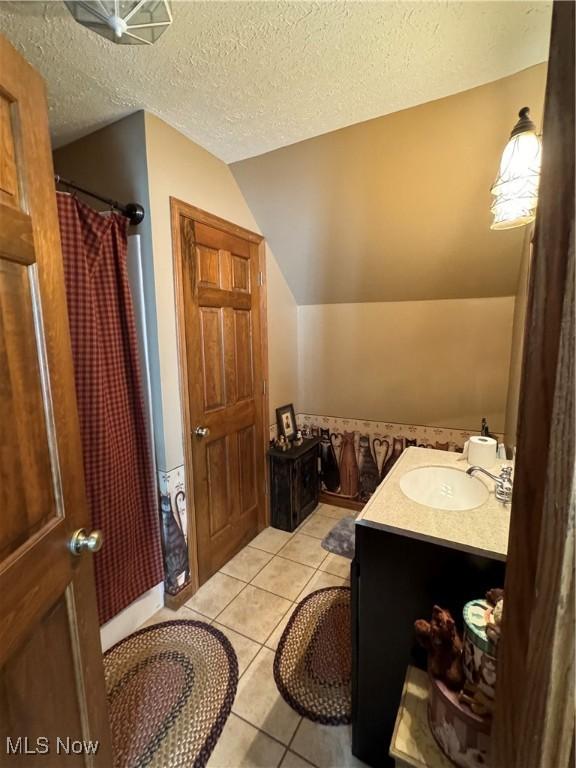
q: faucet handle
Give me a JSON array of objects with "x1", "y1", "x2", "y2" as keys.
[{"x1": 495, "y1": 466, "x2": 514, "y2": 504}]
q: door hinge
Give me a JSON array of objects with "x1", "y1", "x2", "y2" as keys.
[
  {"x1": 258, "y1": 271, "x2": 264, "y2": 286},
  {"x1": 262, "y1": 379, "x2": 267, "y2": 395}
]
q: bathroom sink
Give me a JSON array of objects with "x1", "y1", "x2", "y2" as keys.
[{"x1": 399, "y1": 466, "x2": 489, "y2": 511}]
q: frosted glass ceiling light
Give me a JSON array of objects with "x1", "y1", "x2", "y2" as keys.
[
  {"x1": 490, "y1": 107, "x2": 542, "y2": 230},
  {"x1": 65, "y1": 1, "x2": 172, "y2": 45}
]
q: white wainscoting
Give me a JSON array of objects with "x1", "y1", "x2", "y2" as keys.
[{"x1": 100, "y1": 581, "x2": 164, "y2": 652}]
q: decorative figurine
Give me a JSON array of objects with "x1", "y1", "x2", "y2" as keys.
[
  {"x1": 293, "y1": 429, "x2": 304, "y2": 447},
  {"x1": 423, "y1": 599, "x2": 496, "y2": 767},
  {"x1": 358, "y1": 434, "x2": 379, "y2": 501},
  {"x1": 319, "y1": 427, "x2": 340, "y2": 492},
  {"x1": 274, "y1": 434, "x2": 289, "y2": 452},
  {"x1": 338, "y1": 430, "x2": 360, "y2": 498},
  {"x1": 159, "y1": 493, "x2": 190, "y2": 595},
  {"x1": 414, "y1": 605, "x2": 464, "y2": 691},
  {"x1": 485, "y1": 587, "x2": 504, "y2": 645}
]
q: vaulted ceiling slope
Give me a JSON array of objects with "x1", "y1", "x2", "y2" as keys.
[
  {"x1": 0, "y1": 1, "x2": 550, "y2": 162},
  {"x1": 231, "y1": 65, "x2": 547, "y2": 305}
]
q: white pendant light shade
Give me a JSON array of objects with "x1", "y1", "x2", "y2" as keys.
[
  {"x1": 65, "y1": 1, "x2": 172, "y2": 45},
  {"x1": 490, "y1": 107, "x2": 542, "y2": 230}
]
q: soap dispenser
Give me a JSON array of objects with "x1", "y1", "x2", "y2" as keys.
[{"x1": 481, "y1": 417, "x2": 498, "y2": 442}]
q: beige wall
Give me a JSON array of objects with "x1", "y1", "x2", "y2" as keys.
[
  {"x1": 53, "y1": 103, "x2": 529, "y2": 464},
  {"x1": 231, "y1": 64, "x2": 547, "y2": 306},
  {"x1": 504, "y1": 230, "x2": 532, "y2": 447},
  {"x1": 298, "y1": 297, "x2": 515, "y2": 433},
  {"x1": 267, "y1": 252, "x2": 299, "y2": 421},
  {"x1": 53, "y1": 112, "x2": 150, "y2": 215},
  {"x1": 143, "y1": 114, "x2": 298, "y2": 469}
]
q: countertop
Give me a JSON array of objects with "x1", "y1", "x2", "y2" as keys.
[{"x1": 356, "y1": 447, "x2": 511, "y2": 561}]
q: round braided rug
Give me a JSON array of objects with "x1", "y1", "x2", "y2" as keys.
[
  {"x1": 104, "y1": 620, "x2": 238, "y2": 768},
  {"x1": 273, "y1": 586, "x2": 351, "y2": 725}
]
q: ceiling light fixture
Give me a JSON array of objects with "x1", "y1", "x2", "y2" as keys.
[
  {"x1": 65, "y1": 1, "x2": 172, "y2": 45},
  {"x1": 490, "y1": 107, "x2": 542, "y2": 230}
]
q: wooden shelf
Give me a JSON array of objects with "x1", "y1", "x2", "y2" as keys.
[{"x1": 389, "y1": 666, "x2": 454, "y2": 768}]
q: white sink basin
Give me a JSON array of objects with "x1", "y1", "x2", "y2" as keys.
[{"x1": 399, "y1": 466, "x2": 489, "y2": 511}]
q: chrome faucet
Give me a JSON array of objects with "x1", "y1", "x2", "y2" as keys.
[{"x1": 466, "y1": 465, "x2": 513, "y2": 504}]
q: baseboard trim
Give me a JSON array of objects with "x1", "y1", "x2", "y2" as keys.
[
  {"x1": 100, "y1": 582, "x2": 164, "y2": 652},
  {"x1": 319, "y1": 492, "x2": 365, "y2": 512},
  {"x1": 163, "y1": 579, "x2": 197, "y2": 610}
]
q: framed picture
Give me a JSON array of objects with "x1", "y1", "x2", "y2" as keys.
[{"x1": 276, "y1": 404, "x2": 297, "y2": 441}]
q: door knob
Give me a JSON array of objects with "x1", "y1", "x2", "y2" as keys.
[
  {"x1": 69, "y1": 528, "x2": 103, "y2": 555},
  {"x1": 194, "y1": 426, "x2": 210, "y2": 439}
]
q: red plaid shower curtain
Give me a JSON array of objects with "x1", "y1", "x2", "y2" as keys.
[{"x1": 57, "y1": 193, "x2": 163, "y2": 625}]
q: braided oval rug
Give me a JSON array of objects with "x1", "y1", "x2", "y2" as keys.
[
  {"x1": 104, "y1": 620, "x2": 238, "y2": 768},
  {"x1": 273, "y1": 586, "x2": 351, "y2": 725}
]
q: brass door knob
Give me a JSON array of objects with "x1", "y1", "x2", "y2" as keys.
[
  {"x1": 69, "y1": 528, "x2": 103, "y2": 555},
  {"x1": 194, "y1": 426, "x2": 210, "y2": 439}
]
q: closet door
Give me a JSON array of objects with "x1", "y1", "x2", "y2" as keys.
[
  {"x1": 172, "y1": 199, "x2": 268, "y2": 585},
  {"x1": 0, "y1": 35, "x2": 113, "y2": 765}
]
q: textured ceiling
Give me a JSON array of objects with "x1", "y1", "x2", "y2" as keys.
[
  {"x1": 0, "y1": 1, "x2": 551, "y2": 162},
  {"x1": 231, "y1": 64, "x2": 548, "y2": 304}
]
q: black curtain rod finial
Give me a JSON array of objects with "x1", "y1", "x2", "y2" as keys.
[{"x1": 124, "y1": 203, "x2": 145, "y2": 226}]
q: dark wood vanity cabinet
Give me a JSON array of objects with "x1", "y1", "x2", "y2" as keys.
[
  {"x1": 351, "y1": 521, "x2": 506, "y2": 767},
  {"x1": 269, "y1": 437, "x2": 320, "y2": 532}
]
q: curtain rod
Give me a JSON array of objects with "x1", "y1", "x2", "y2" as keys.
[{"x1": 54, "y1": 174, "x2": 145, "y2": 226}]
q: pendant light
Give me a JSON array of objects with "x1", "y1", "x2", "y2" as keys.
[
  {"x1": 490, "y1": 107, "x2": 542, "y2": 230},
  {"x1": 65, "y1": 1, "x2": 172, "y2": 45}
]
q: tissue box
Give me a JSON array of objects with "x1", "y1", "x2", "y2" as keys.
[
  {"x1": 462, "y1": 599, "x2": 498, "y2": 702},
  {"x1": 428, "y1": 672, "x2": 492, "y2": 768}
]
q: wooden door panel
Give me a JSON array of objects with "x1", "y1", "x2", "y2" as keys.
[
  {"x1": 234, "y1": 309, "x2": 254, "y2": 401},
  {"x1": 219, "y1": 250, "x2": 232, "y2": 292},
  {"x1": 198, "y1": 286, "x2": 252, "y2": 310},
  {"x1": 173, "y1": 200, "x2": 267, "y2": 586},
  {"x1": 200, "y1": 303, "x2": 254, "y2": 411},
  {"x1": 0, "y1": 207, "x2": 35, "y2": 264},
  {"x1": 196, "y1": 244, "x2": 219, "y2": 288},
  {"x1": 0, "y1": 34, "x2": 113, "y2": 762},
  {"x1": 0, "y1": 91, "x2": 20, "y2": 209},
  {"x1": 238, "y1": 425, "x2": 257, "y2": 517},
  {"x1": 194, "y1": 220, "x2": 250, "y2": 258},
  {"x1": 0, "y1": 259, "x2": 57, "y2": 559},
  {"x1": 200, "y1": 307, "x2": 225, "y2": 411},
  {"x1": 232, "y1": 255, "x2": 250, "y2": 293},
  {"x1": 201, "y1": 395, "x2": 255, "y2": 434},
  {"x1": 200, "y1": 429, "x2": 244, "y2": 576},
  {"x1": 1, "y1": 523, "x2": 71, "y2": 667},
  {"x1": 206, "y1": 435, "x2": 233, "y2": 538},
  {"x1": 0, "y1": 596, "x2": 85, "y2": 767},
  {"x1": 223, "y1": 307, "x2": 237, "y2": 406}
]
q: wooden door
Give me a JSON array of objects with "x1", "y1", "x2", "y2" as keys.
[
  {"x1": 172, "y1": 200, "x2": 268, "y2": 585},
  {"x1": 491, "y1": 3, "x2": 575, "y2": 766},
  {"x1": 0, "y1": 35, "x2": 113, "y2": 765}
]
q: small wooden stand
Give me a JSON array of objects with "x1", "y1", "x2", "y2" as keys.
[{"x1": 269, "y1": 437, "x2": 320, "y2": 532}]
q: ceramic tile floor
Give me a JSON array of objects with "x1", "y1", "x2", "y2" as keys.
[{"x1": 144, "y1": 504, "x2": 368, "y2": 768}]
